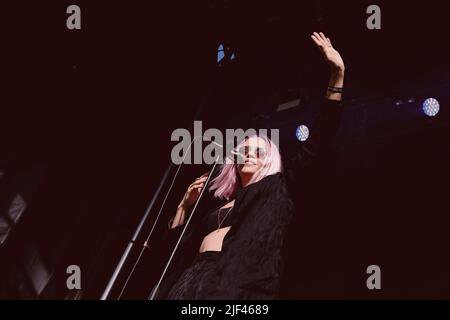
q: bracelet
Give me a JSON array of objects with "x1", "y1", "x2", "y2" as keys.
[{"x1": 327, "y1": 86, "x2": 344, "y2": 93}]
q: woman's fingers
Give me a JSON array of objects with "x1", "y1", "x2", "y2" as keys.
[
  {"x1": 196, "y1": 172, "x2": 210, "y2": 180},
  {"x1": 312, "y1": 32, "x2": 332, "y2": 48},
  {"x1": 183, "y1": 175, "x2": 207, "y2": 207},
  {"x1": 195, "y1": 173, "x2": 209, "y2": 182},
  {"x1": 194, "y1": 176, "x2": 208, "y2": 184},
  {"x1": 189, "y1": 184, "x2": 204, "y2": 192},
  {"x1": 314, "y1": 32, "x2": 325, "y2": 45},
  {"x1": 189, "y1": 180, "x2": 206, "y2": 190},
  {"x1": 319, "y1": 32, "x2": 328, "y2": 44},
  {"x1": 187, "y1": 173, "x2": 209, "y2": 198},
  {"x1": 192, "y1": 181, "x2": 205, "y2": 187},
  {"x1": 312, "y1": 32, "x2": 325, "y2": 47},
  {"x1": 311, "y1": 34, "x2": 322, "y2": 47},
  {"x1": 194, "y1": 176, "x2": 208, "y2": 183}
]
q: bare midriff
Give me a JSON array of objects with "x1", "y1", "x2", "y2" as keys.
[
  {"x1": 199, "y1": 226, "x2": 232, "y2": 253},
  {"x1": 199, "y1": 200, "x2": 235, "y2": 253}
]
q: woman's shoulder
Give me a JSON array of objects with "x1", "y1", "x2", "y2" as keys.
[
  {"x1": 239, "y1": 172, "x2": 284, "y2": 193},
  {"x1": 233, "y1": 173, "x2": 288, "y2": 208},
  {"x1": 262, "y1": 172, "x2": 284, "y2": 186},
  {"x1": 253, "y1": 172, "x2": 288, "y2": 196}
]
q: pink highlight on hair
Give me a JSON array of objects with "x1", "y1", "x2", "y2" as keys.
[{"x1": 209, "y1": 133, "x2": 282, "y2": 200}]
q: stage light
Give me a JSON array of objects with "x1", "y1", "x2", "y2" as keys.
[
  {"x1": 217, "y1": 44, "x2": 225, "y2": 64},
  {"x1": 395, "y1": 100, "x2": 403, "y2": 106},
  {"x1": 296, "y1": 125, "x2": 309, "y2": 142},
  {"x1": 422, "y1": 98, "x2": 440, "y2": 117},
  {"x1": 217, "y1": 43, "x2": 236, "y2": 65}
]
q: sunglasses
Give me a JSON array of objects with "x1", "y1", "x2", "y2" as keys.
[{"x1": 236, "y1": 146, "x2": 268, "y2": 159}]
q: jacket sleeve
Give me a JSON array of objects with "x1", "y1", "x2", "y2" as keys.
[
  {"x1": 160, "y1": 215, "x2": 200, "y2": 270},
  {"x1": 282, "y1": 98, "x2": 344, "y2": 188},
  {"x1": 163, "y1": 217, "x2": 184, "y2": 248},
  {"x1": 162, "y1": 208, "x2": 208, "y2": 250}
]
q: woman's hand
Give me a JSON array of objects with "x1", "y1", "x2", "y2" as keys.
[
  {"x1": 311, "y1": 32, "x2": 345, "y2": 73},
  {"x1": 311, "y1": 32, "x2": 345, "y2": 101},
  {"x1": 179, "y1": 172, "x2": 209, "y2": 209}
]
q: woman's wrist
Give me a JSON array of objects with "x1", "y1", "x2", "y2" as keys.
[
  {"x1": 330, "y1": 67, "x2": 345, "y2": 83},
  {"x1": 332, "y1": 65, "x2": 345, "y2": 75},
  {"x1": 326, "y1": 68, "x2": 345, "y2": 101}
]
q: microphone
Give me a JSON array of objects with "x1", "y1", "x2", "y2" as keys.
[{"x1": 210, "y1": 140, "x2": 244, "y2": 164}]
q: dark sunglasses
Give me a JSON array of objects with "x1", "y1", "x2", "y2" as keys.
[{"x1": 237, "y1": 146, "x2": 268, "y2": 159}]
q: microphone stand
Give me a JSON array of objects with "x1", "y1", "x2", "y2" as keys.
[
  {"x1": 100, "y1": 163, "x2": 173, "y2": 300},
  {"x1": 148, "y1": 141, "x2": 240, "y2": 300},
  {"x1": 148, "y1": 159, "x2": 220, "y2": 300},
  {"x1": 100, "y1": 65, "x2": 223, "y2": 300},
  {"x1": 101, "y1": 136, "x2": 209, "y2": 300}
]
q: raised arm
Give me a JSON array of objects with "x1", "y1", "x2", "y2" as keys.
[
  {"x1": 311, "y1": 32, "x2": 345, "y2": 101},
  {"x1": 168, "y1": 172, "x2": 209, "y2": 229},
  {"x1": 283, "y1": 32, "x2": 345, "y2": 184}
]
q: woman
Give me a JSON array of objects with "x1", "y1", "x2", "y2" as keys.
[{"x1": 157, "y1": 32, "x2": 345, "y2": 299}]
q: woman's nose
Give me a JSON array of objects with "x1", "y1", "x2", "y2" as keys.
[{"x1": 247, "y1": 150, "x2": 257, "y2": 158}]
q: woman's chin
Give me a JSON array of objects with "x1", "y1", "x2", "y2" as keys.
[{"x1": 240, "y1": 166, "x2": 258, "y2": 175}]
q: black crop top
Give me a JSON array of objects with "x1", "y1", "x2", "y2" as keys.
[{"x1": 205, "y1": 206, "x2": 234, "y2": 236}]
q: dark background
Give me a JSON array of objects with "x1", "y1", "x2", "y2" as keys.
[{"x1": 0, "y1": 1, "x2": 449, "y2": 299}]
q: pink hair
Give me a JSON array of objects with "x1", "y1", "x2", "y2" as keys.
[{"x1": 209, "y1": 133, "x2": 282, "y2": 200}]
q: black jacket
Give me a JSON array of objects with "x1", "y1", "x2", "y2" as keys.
[{"x1": 156, "y1": 98, "x2": 344, "y2": 299}]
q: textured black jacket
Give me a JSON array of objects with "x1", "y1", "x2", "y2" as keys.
[{"x1": 156, "y1": 98, "x2": 344, "y2": 299}]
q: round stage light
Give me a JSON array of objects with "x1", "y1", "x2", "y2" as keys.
[
  {"x1": 296, "y1": 125, "x2": 310, "y2": 142},
  {"x1": 422, "y1": 98, "x2": 440, "y2": 117}
]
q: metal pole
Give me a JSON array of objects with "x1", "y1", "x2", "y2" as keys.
[{"x1": 100, "y1": 163, "x2": 173, "y2": 300}]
